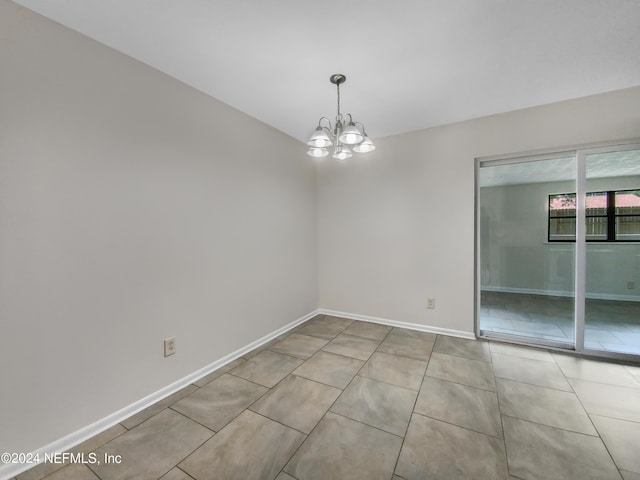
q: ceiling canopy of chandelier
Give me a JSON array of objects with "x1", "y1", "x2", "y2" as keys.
[{"x1": 307, "y1": 74, "x2": 375, "y2": 160}]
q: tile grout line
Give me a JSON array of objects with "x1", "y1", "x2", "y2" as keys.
[
  {"x1": 276, "y1": 319, "x2": 428, "y2": 475},
  {"x1": 274, "y1": 316, "x2": 356, "y2": 478},
  {"x1": 248, "y1": 410, "x2": 310, "y2": 437},
  {"x1": 316, "y1": 325, "x2": 413, "y2": 445},
  {"x1": 169, "y1": 315, "x2": 349, "y2": 480},
  {"x1": 390, "y1": 332, "x2": 436, "y2": 478},
  {"x1": 553, "y1": 357, "x2": 629, "y2": 476},
  {"x1": 167, "y1": 316, "x2": 345, "y2": 480},
  {"x1": 486, "y1": 345, "x2": 514, "y2": 479}
]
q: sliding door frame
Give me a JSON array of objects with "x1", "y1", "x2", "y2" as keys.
[{"x1": 475, "y1": 138, "x2": 640, "y2": 361}]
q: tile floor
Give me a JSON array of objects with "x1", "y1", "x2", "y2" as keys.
[
  {"x1": 12, "y1": 315, "x2": 640, "y2": 480},
  {"x1": 480, "y1": 291, "x2": 640, "y2": 354}
]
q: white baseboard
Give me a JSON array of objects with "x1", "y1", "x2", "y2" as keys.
[
  {"x1": 481, "y1": 286, "x2": 640, "y2": 302},
  {"x1": 318, "y1": 308, "x2": 476, "y2": 340},
  {"x1": 0, "y1": 309, "x2": 320, "y2": 480}
]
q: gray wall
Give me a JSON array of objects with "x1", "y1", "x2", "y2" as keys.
[
  {"x1": 318, "y1": 87, "x2": 640, "y2": 333},
  {"x1": 0, "y1": 1, "x2": 317, "y2": 455},
  {"x1": 481, "y1": 177, "x2": 640, "y2": 299}
]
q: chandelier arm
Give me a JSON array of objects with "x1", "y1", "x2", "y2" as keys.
[
  {"x1": 353, "y1": 121, "x2": 367, "y2": 135},
  {"x1": 318, "y1": 116, "x2": 333, "y2": 131}
]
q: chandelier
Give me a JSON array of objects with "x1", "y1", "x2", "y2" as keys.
[{"x1": 307, "y1": 74, "x2": 375, "y2": 159}]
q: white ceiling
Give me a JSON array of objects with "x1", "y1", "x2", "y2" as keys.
[{"x1": 11, "y1": 0, "x2": 640, "y2": 143}]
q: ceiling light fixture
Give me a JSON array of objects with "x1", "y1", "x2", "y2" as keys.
[{"x1": 307, "y1": 74, "x2": 375, "y2": 159}]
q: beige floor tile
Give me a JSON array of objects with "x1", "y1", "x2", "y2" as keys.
[
  {"x1": 268, "y1": 334, "x2": 329, "y2": 360},
  {"x1": 172, "y1": 373, "x2": 267, "y2": 431},
  {"x1": 240, "y1": 338, "x2": 281, "y2": 360},
  {"x1": 621, "y1": 470, "x2": 640, "y2": 480},
  {"x1": 91, "y1": 409, "x2": 212, "y2": 480},
  {"x1": 275, "y1": 473, "x2": 298, "y2": 480},
  {"x1": 121, "y1": 384, "x2": 199, "y2": 429},
  {"x1": 294, "y1": 315, "x2": 352, "y2": 340},
  {"x1": 496, "y1": 378, "x2": 596, "y2": 435},
  {"x1": 433, "y1": 335, "x2": 491, "y2": 362},
  {"x1": 377, "y1": 328, "x2": 436, "y2": 361},
  {"x1": 251, "y1": 375, "x2": 341, "y2": 434},
  {"x1": 552, "y1": 354, "x2": 640, "y2": 387},
  {"x1": 489, "y1": 341, "x2": 555, "y2": 362},
  {"x1": 396, "y1": 414, "x2": 508, "y2": 480},
  {"x1": 284, "y1": 412, "x2": 402, "y2": 480},
  {"x1": 192, "y1": 358, "x2": 246, "y2": 387},
  {"x1": 181, "y1": 410, "x2": 305, "y2": 480},
  {"x1": 426, "y1": 352, "x2": 496, "y2": 391},
  {"x1": 16, "y1": 461, "x2": 61, "y2": 480},
  {"x1": 323, "y1": 316, "x2": 355, "y2": 327},
  {"x1": 415, "y1": 376, "x2": 502, "y2": 437},
  {"x1": 159, "y1": 467, "x2": 193, "y2": 480},
  {"x1": 230, "y1": 350, "x2": 304, "y2": 388},
  {"x1": 46, "y1": 465, "x2": 99, "y2": 480},
  {"x1": 359, "y1": 351, "x2": 427, "y2": 391},
  {"x1": 502, "y1": 416, "x2": 620, "y2": 480},
  {"x1": 15, "y1": 460, "x2": 62, "y2": 480},
  {"x1": 331, "y1": 376, "x2": 416, "y2": 436},
  {"x1": 342, "y1": 320, "x2": 392, "y2": 341},
  {"x1": 570, "y1": 379, "x2": 640, "y2": 422},
  {"x1": 492, "y1": 352, "x2": 571, "y2": 392},
  {"x1": 292, "y1": 350, "x2": 364, "y2": 389},
  {"x1": 626, "y1": 365, "x2": 640, "y2": 383},
  {"x1": 322, "y1": 333, "x2": 380, "y2": 361},
  {"x1": 591, "y1": 414, "x2": 640, "y2": 473},
  {"x1": 75, "y1": 424, "x2": 128, "y2": 454}
]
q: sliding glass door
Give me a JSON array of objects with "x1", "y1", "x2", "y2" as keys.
[
  {"x1": 477, "y1": 142, "x2": 640, "y2": 359},
  {"x1": 477, "y1": 154, "x2": 576, "y2": 347},
  {"x1": 583, "y1": 147, "x2": 640, "y2": 355}
]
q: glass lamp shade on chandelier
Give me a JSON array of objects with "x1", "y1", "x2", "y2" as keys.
[{"x1": 307, "y1": 74, "x2": 375, "y2": 159}]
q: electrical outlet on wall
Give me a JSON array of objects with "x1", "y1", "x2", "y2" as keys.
[
  {"x1": 164, "y1": 337, "x2": 176, "y2": 357},
  {"x1": 628, "y1": 281, "x2": 636, "y2": 290},
  {"x1": 427, "y1": 298, "x2": 436, "y2": 309}
]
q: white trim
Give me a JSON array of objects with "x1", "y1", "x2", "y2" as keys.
[
  {"x1": 480, "y1": 285, "x2": 640, "y2": 302},
  {"x1": 474, "y1": 155, "x2": 482, "y2": 337},
  {"x1": 318, "y1": 308, "x2": 476, "y2": 340},
  {"x1": 575, "y1": 149, "x2": 586, "y2": 351},
  {"x1": 0, "y1": 309, "x2": 320, "y2": 480}
]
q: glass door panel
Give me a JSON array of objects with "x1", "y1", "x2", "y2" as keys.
[
  {"x1": 584, "y1": 149, "x2": 640, "y2": 355},
  {"x1": 478, "y1": 155, "x2": 576, "y2": 346}
]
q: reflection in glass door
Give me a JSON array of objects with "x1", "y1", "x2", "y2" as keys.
[
  {"x1": 478, "y1": 155, "x2": 576, "y2": 346},
  {"x1": 477, "y1": 143, "x2": 640, "y2": 359},
  {"x1": 583, "y1": 148, "x2": 640, "y2": 355}
]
